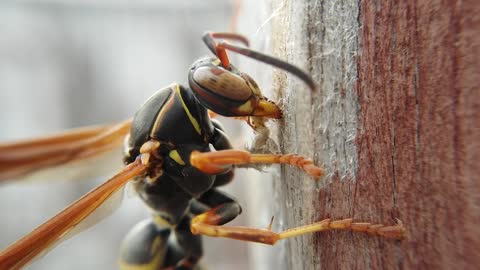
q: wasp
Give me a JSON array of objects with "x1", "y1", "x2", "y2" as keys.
[{"x1": 0, "y1": 32, "x2": 406, "y2": 270}]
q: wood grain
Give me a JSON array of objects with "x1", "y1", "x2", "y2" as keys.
[
  {"x1": 264, "y1": 0, "x2": 480, "y2": 269},
  {"x1": 356, "y1": 1, "x2": 479, "y2": 269}
]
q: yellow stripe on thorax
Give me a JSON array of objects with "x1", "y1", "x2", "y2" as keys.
[
  {"x1": 174, "y1": 84, "x2": 202, "y2": 135},
  {"x1": 168, "y1": 150, "x2": 186, "y2": 165},
  {"x1": 150, "y1": 87, "x2": 175, "y2": 137}
]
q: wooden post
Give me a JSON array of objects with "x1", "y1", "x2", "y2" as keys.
[{"x1": 241, "y1": 0, "x2": 480, "y2": 269}]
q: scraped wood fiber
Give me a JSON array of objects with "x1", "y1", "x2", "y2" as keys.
[{"x1": 269, "y1": 0, "x2": 480, "y2": 269}]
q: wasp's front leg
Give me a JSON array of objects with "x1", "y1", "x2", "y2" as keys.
[
  {"x1": 190, "y1": 149, "x2": 325, "y2": 179},
  {"x1": 206, "y1": 120, "x2": 236, "y2": 187}
]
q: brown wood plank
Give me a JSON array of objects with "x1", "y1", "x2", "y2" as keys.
[
  {"x1": 357, "y1": 0, "x2": 479, "y2": 268},
  {"x1": 259, "y1": 0, "x2": 480, "y2": 269}
]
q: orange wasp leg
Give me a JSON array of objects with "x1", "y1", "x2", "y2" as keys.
[
  {"x1": 189, "y1": 149, "x2": 405, "y2": 242},
  {"x1": 191, "y1": 208, "x2": 406, "y2": 245},
  {"x1": 190, "y1": 149, "x2": 325, "y2": 179}
]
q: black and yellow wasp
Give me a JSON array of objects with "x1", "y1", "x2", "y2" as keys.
[{"x1": 0, "y1": 32, "x2": 405, "y2": 270}]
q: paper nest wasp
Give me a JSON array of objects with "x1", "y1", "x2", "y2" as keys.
[{"x1": 0, "y1": 32, "x2": 406, "y2": 270}]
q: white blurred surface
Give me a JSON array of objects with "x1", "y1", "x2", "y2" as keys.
[{"x1": 0, "y1": 1, "x2": 254, "y2": 269}]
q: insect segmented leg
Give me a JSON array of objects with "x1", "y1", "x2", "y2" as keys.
[
  {"x1": 190, "y1": 149, "x2": 325, "y2": 179},
  {"x1": 191, "y1": 212, "x2": 406, "y2": 245},
  {"x1": 169, "y1": 217, "x2": 203, "y2": 270},
  {"x1": 277, "y1": 218, "x2": 406, "y2": 240}
]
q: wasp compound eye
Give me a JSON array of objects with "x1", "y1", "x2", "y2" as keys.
[
  {"x1": 192, "y1": 66, "x2": 252, "y2": 101},
  {"x1": 188, "y1": 58, "x2": 252, "y2": 116}
]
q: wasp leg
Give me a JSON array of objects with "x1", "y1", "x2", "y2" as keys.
[
  {"x1": 198, "y1": 188, "x2": 242, "y2": 214},
  {"x1": 191, "y1": 213, "x2": 406, "y2": 245},
  {"x1": 170, "y1": 216, "x2": 203, "y2": 270},
  {"x1": 190, "y1": 149, "x2": 325, "y2": 179},
  {"x1": 208, "y1": 120, "x2": 236, "y2": 187},
  {"x1": 167, "y1": 188, "x2": 243, "y2": 270},
  {"x1": 189, "y1": 187, "x2": 241, "y2": 217},
  {"x1": 210, "y1": 120, "x2": 233, "y2": 151},
  {"x1": 213, "y1": 170, "x2": 234, "y2": 187},
  {"x1": 207, "y1": 110, "x2": 218, "y2": 119}
]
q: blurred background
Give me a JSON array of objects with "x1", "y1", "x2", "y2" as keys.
[{"x1": 0, "y1": 0, "x2": 279, "y2": 269}]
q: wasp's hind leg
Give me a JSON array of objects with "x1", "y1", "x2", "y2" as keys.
[
  {"x1": 163, "y1": 189, "x2": 242, "y2": 270},
  {"x1": 169, "y1": 216, "x2": 204, "y2": 270},
  {"x1": 190, "y1": 198, "x2": 405, "y2": 245}
]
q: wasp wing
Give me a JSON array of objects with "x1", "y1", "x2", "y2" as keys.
[
  {"x1": 0, "y1": 119, "x2": 132, "y2": 182},
  {"x1": 0, "y1": 159, "x2": 147, "y2": 270}
]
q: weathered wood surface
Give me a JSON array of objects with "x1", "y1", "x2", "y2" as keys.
[{"x1": 246, "y1": 0, "x2": 480, "y2": 269}]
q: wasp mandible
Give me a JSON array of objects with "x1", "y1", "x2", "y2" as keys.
[{"x1": 0, "y1": 32, "x2": 406, "y2": 270}]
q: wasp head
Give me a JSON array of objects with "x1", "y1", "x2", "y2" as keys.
[{"x1": 188, "y1": 57, "x2": 281, "y2": 119}]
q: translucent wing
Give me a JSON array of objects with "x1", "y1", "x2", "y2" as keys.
[
  {"x1": 5, "y1": 144, "x2": 125, "y2": 184},
  {"x1": 0, "y1": 159, "x2": 147, "y2": 270},
  {"x1": 0, "y1": 119, "x2": 132, "y2": 182}
]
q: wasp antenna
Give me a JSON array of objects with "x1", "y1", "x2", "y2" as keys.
[
  {"x1": 218, "y1": 41, "x2": 317, "y2": 92},
  {"x1": 202, "y1": 32, "x2": 316, "y2": 92},
  {"x1": 202, "y1": 32, "x2": 250, "y2": 54},
  {"x1": 202, "y1": 32, "x2": 217, "y2": 55},
  {"x1": 211, "y1": 32, "x2": 250, "y2": 47}
]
